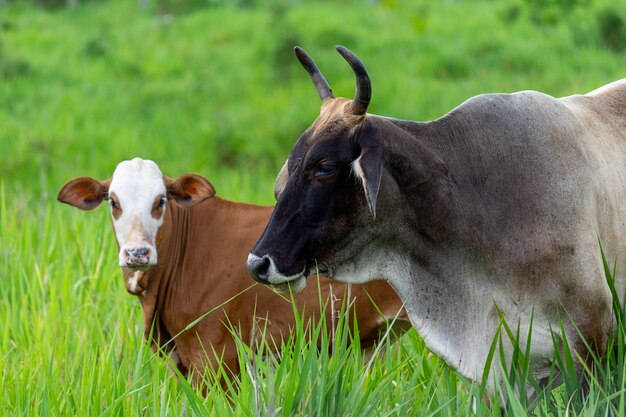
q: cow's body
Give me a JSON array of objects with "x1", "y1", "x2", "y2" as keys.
[
  {"x1": 135, "y1": 194, "x2": 408, "y2": 382},
  {"x1": 58, "y1": 159, "x2": 408, "y2": 388},
  {"x1": 248, "y1": 46, "x2": 626, "y2": 388},
  {"x1": 334, "y1": 83, "x2": 626, "y2": 381}
]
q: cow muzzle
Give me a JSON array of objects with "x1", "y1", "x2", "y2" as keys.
[
  {"x1": 120, "y1": 244, "x2": 156, "y2": 271},
  {"x1": 246, "y1": 253, "x2": 308, "y2": 293}
]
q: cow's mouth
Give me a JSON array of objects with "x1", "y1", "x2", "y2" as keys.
[
  {"x1": 125, "y1": 264, "x2": 150, "y2": 272},
  {"x1": 122, "y1": 254, "x2": 156, "y2": 272},
  {"x1": 309, "y1": 261, "x2": 332, "y2": 277},
  {"x1": 269, "y1": 275, "x2": 307, "y2": 293}
]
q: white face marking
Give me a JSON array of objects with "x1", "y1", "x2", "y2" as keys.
[
  {"x1": 128, "y1": 271, "x2": 138, "y2": 293},
  {"x1": 128, "y1": 270, "x2": 141, "y2": 294},
  {"x1": 109, "y1": 158, "x2": 166, "y2": 270}
]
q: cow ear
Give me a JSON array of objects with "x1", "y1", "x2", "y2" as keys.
[
  {"x1": 353, "y1": 130, "x2": 383, "y2": 219},
  {"x1": 166, "y1": 174, "x2": 215, "y2": 207},
  {"x1": 353, "y1": 146, "x2": 383, "y2": 218},
  {"x1": 57, "y1": 177, "x2": 111, "y2": 211},
  {"x1": 274, "y1": 159, "x2": 289, "y2": 201}
]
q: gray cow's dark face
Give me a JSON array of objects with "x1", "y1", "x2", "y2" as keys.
[{"x1": 248, "y1": 47, "x2": 383, "y2": 292}]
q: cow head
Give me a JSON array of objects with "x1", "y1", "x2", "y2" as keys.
[
  {"x1": 248, "y1": 46, "x2": 386, "y2": 292},
  {"x1": 58, "y1": 158, "x2": 214, "y2": 292}
]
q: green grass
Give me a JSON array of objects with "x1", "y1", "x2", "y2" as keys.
[{"x1": 2, "y1": 0, "x2": 626, "y2": 415}]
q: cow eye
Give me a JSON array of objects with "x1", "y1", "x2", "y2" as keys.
[
  {"x1": 109, "y1": 198, "x2": 117, "y2": 209},
  {"x1": 314, "y1": 163, "x2": 337, "y2": 178},
  {"x1": 159, "y1": 197, "x2": 167, "y2": 207}
]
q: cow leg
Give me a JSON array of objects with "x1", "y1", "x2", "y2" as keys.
[
  {"x1": 167, "y1": 349, "x2": 189, "y2": 379},
  {"x1": 186, "y1": 340, "x2": 240, "y2": 394},
  {"x1": 542, "y1": 251, "x2": 612, "y2": 399}
]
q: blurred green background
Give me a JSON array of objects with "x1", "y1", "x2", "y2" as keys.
[{"x1": 2, "y1": 0, "x2": 625, "y2": 202}]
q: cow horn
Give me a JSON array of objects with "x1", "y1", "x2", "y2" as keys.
[
  {"x1": 335, "y1": 45, "x2": 371, "y2": 116},
  {"x1": 294, "y1": 46, "x2": 334, "y2": 102}
]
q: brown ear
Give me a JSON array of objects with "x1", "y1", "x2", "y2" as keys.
[
  {"x1": 166, "y1": 174, "x2": 215, "y2": 207},
  {"x1": 57, "y1": 177, "x2": 111, "y2": 211}
]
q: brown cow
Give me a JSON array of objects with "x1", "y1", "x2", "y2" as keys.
[{"x1": 58, "y1": 158, "x2": 408, "y2": 388}]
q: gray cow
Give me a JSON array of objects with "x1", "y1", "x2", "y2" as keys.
[{"x1": 248, "y1": 46, "x2": 626, "y2": 388}]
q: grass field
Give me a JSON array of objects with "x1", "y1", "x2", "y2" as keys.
[{"x1": 2, "y1": 0, "x2": 626, "y2": 415}]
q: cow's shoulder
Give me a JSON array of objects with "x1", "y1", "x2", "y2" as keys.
[
  {"x1": 452, "y1": 89, "x2": 566, "y2": 118},
  {"x1": 561, "y1": 79, "x2": 626, "y2": 121},
  {"x1": 439, "y1": 89, "x2": 574, "y2": 138},
  {"x1": 584, "y1": 78, "x2": 626, "y2": 105},
  {"x1": 436, "y1": 89, "x2": 581, "y2": 159}
]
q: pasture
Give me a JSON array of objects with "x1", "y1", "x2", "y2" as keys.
[{"x1": 2, "y1": 0, "x2": 626, "y2": 415}]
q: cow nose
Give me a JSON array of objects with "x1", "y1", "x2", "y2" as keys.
[
  {"x1": 126, "y1": 246, "x2": 149, "y2": 257},
  {"x1": 247, "y1": 255, "x2": 271, "y2": 284}
]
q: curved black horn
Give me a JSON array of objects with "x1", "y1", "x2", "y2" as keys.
[
  {"x1": 335, "y1": 45, "x2": 371, "y2": 116},
  {"x1": 294, "y1": 46, "x2": 334, "y2": 102}
]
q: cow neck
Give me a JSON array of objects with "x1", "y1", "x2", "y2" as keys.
[
  {"x1": 357, "y1": 117, "x2": 480, "y2": 380},
  {"x1": 383, "y1": 111, "x2": 531, "y2": 252},
  {"x1": 152, "y1": 199, "x2": 191, "y2": 312},
  {"x1": 375, "y1": 117, "x2": 461, "y2": 249},
  {"x1": 137, "y1": 195, "x2": 271, "y2": 350},
  {"x1": 125, "y1": 199, "x2": 189, "y2": 349},
  {"x1": 151, "y1": 196, "x2": 253, "y2": 323}
]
